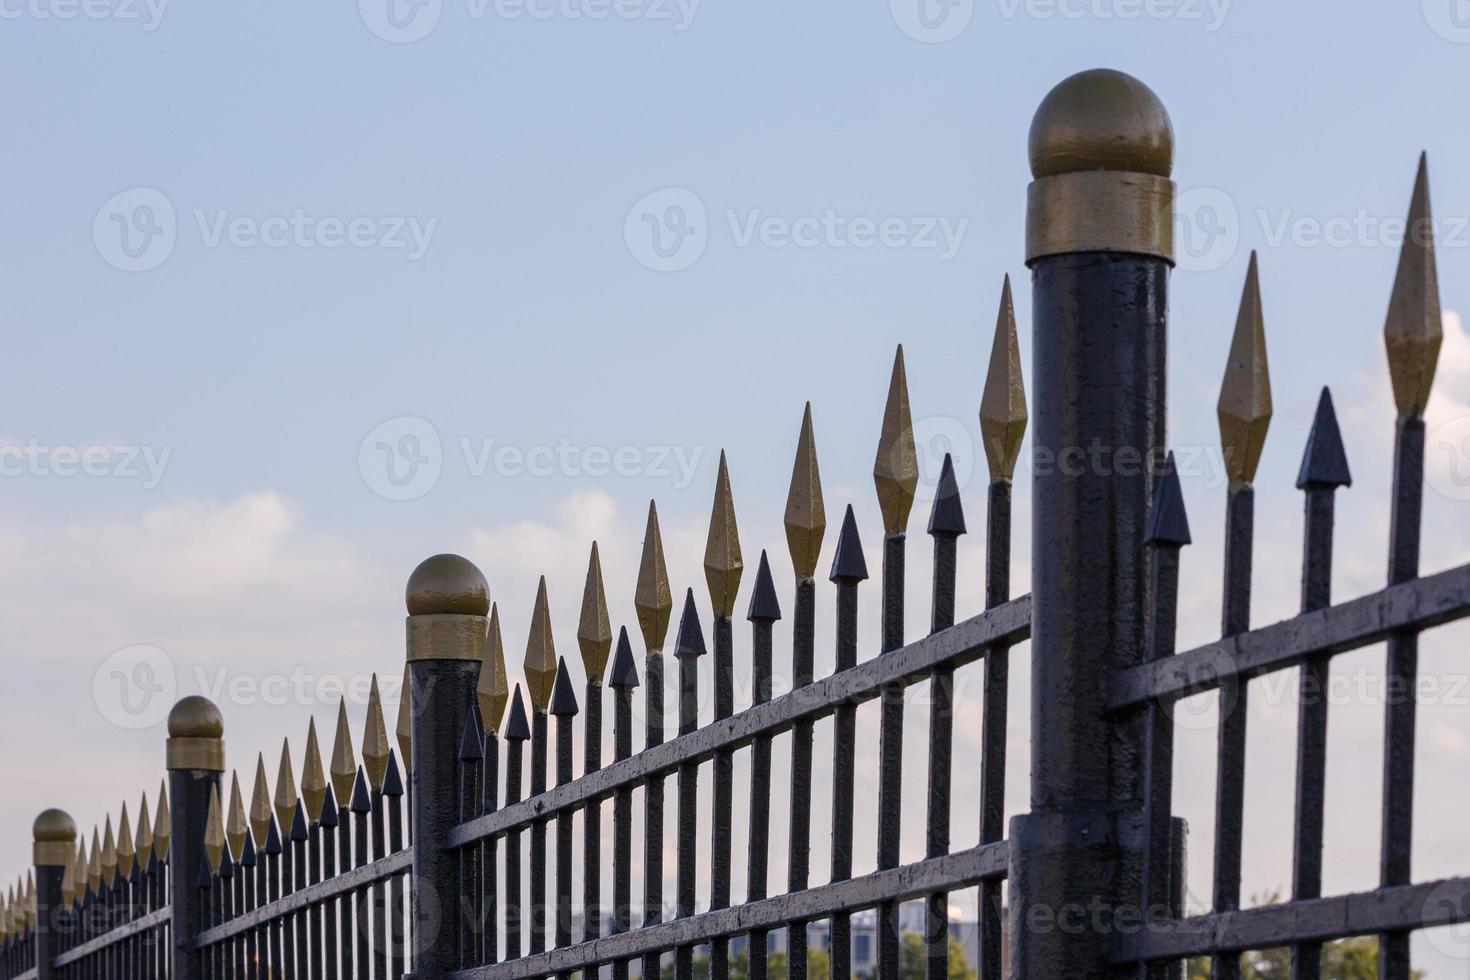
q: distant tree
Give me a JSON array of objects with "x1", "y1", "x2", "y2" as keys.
[{"x1": 896, "y1": 932, "x2": 977, "y2": 980}]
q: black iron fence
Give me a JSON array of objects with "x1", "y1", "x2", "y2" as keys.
[{"x1": 6, "y1": 67, "x2": 1470, "y2": 980}]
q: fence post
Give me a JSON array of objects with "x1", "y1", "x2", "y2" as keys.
[
  {"x1": 166, "y1": 696, "x2": 225, "y2": 980},
  {"x1": 31, "y1": 810, "x2": 75, "y2": 980},
  {"x1": 404, "y1": 554, "x2": 489, "y2": 980},
  {"x1": 1007, "y1": 68, "x2": 1174, "y2": 978}
]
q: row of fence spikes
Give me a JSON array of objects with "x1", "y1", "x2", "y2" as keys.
[
  {"x1": 0, "y1": 872, "x2": 34, "y2": 938},
  {"x1": 1218, "y1": 155, "x2": 1442, "y2": 490},
  {"x1": 54, "y1": 782, "x2": 170, "y2": 911}
]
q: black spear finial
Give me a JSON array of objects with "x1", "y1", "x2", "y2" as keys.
[
  {"x1": 505, "y1": 686, "x2": 532, "y2": 741},
  {"x1": 829, "y1": 504, "x2": 870, "y2": 583},
  {"x1": 550, "y1": 658, "x2": 580, "y2": 716},
  {"x1": 1144, "y1": 452, "x2": 1192, "y2": 546},
  {"x1": 1296, "y1": 387, "x2": 1352, "y2": 490},
  {"x1": 674, "y1": 589, "x2": 707, "y2": 658},
  {"x1": 746, "y1": 550, "x2": 782, "y2": 623},
  {"x1": 927, "y1": 453, "x2": 967, "y2": 537},
  {"x1": 608, "y1": 627, "x2": 640, "y2": 688}
]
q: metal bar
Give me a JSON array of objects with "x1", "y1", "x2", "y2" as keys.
[
  {"x1": 924, "y1": 525, "x2": 957, "y2": 980},
  {"x1": 786, "y1": 577, "x2": 816, "y2": 980},
  {"x1": 447, "y1": 843, "x2": 1008, "y2": 980},
  {"x1": 530, "y1": 709, "x2": 548, "y2": 958},
  {"x1": 828, "y1": 571, "x2": 859, "y2": 980},
  {"x1": 369, "y1": 791, "x2": 386, "y2": 980},
  {"x1": 583, "y1": 679, "x2": 602, "y2": 950},
  {"x1": 1108, "y1": 561, "x2": 1470, "y2": 709},
  {"x1": 351, "y1": 791, "x2": 370, "y2": 980},
  {"x1": 168, "y1": 762, "x2": 223, "y2": 980},
  {"x1": 451, "y1": 597, "x2": 1031, "y2": 848},
  {"x1": 387, "y1": 766, "x2": 407, "y2": 980},
  {"x1": 280, "y1": 817, "x2": 294, "y2": 980},
  {"x1": 709, "y1": 615, "x2": 734, "y2": 980},
  {"x1": 461, "y1": 716, "x2": 484, "y2": 969},
  {"x1": 1291, "y1": 482, "x2": 1337, "y2": 979},
  {"x1": 555, "y1": 702, "x2": 574, "y2": 967},
  {"x1": 1112, "y1": 872, "x2": 1470, "y2": 962},
  {"x1": 746, "y1": 568, "x2": 778, "y2": 980},
  {"x1": 1141, "y1": 525, "x2": 1184, "y2": 980},
  {"x1": 1381, "y1": 417, "x2": 1425, "y2": 978},
  {"x1": 336, "y1": 801, "x2": 352, "y2": 980},
  {"x1": 50, "y1": 908, "x2": 172, "y2": 965},
  {"x1": 505, "y1": 722, "x2": 525, "y2": 961},
  {"x1": 876, "y1": 533, "x2": 905, "y2": 979},
  {"x1": 674, "y1": 600, "x2": 701, "y2": 980},
  {"x1": 321, "y1": 795, "x2": 340, "y2": 980},
  {"x1": 641, "y1": 641, "x2": 665, "y2": 980},
  {"x1": 291, "y1": 817, "x2": 308, "y2": 980},
  {"x1": 480, "y1": 732, "x2": 499, "y2": 968},
  {"x1": 267, "y1": 825, "x2": 283, "y2": 978},
  {"x1": 978, "y1": 479, "x2": 1011, "y2": 980},
  {"x1": 307, "y1": 821, "x2": 322, "y2": 980},
  {"x1": 1211, "y1": 484, "x2": 1253, "y2": 980},
  {"x1": 611, "y1": 650, "x2": 635, "y2": 980}
]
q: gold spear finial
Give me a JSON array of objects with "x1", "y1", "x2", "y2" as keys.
[
  {"x1": 578, "y1": 543, "x2": 613, "y2": 682},
  {"x1": 704, "y1": 451, "x2": 744, "y2": 618},
  {"x1": 635, "y1": 500, "x2": 673, "y2": 651},
  {"x1": 135, "y1": 792, "x2": 152, "y2": 864},
  {"x1": 275, "y1": 738, "x2": 298, "y2": 832},
  {"x1": 980, "y1": 276, "x2": 1029, "y2": 482},
  {"x1": 100, "y1": 816, "x2": 117, "y2": 886},
  {"x1": 395, "y1": 666, "x2": 413, "y2": 773},
  {"x1": 524, "y1": 577, "x2": 557, "y2": 711},
  {"x1": 249, "y1": 753, "x2": 272, "y2": 845},
  {"x1": 61, "y1": 844, "x2": 75, "y2": 906},
  {"x1": 73, "y1": 842, "x2": 87, "y2": 903},
  {"x1": 478, "y1": 603, "x2": 509, "y2": 732},
  {"x1": 153, "y1": 780, "x2": 169, "y2": 862},
  {"x1": 115, "y1": 802, "x2": 135, "y2": 878},
  {"x1": 303, "y1": 716, "x2": 328, "y2": 821},
  {"x1": 225, "y1": 771, "x2": 248, "y2": 860},
  {"x1": 785, "y1": 403, "x2": 827, "y2": 581},
  {"x1": 874, "y1": 345, "x2": 918, "y2": 536},
  {"x1": 1384, "y1": 153, "x2": 1443, "y2": 420},
  {"x1": 330, "y1": 697, "x2": 356, "y2": 809},
  {"x1": 87, "y1": 828, "x2": 101, "y2": 890},
  {"x1": 1218, "y1": 252, "x2": 1272, "y2": 488},
  {"x1": 363, "y1": 674, "x2": 390, "y2": 791},
  {"x1": 204, "y1": 784, "x2": 225, "y2": 873}
]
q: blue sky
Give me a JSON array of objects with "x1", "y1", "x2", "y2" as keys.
[{"x1": 5, "y1": 0, "x2": 1470, "y2": 971}]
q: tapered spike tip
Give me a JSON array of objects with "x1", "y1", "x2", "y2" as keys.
[
  {"x1": 329, "y1": 697, "x2": 356, "y2": 809},
  {"x1": 249, "y1": 754, "x2": 272, "y2": 846},
  {"x1": 550, "y1": 657, "x2": 580, "y2": 716},
  {"x1": 980, "y1": 275, "x2": 1028, "y2": 482},
  {"x1": 203, "y1": 785, "x2": 224, "y2": 873},
  {"x1": 225, "y1": 773, "x2": 247, "y2": 860},
  {"x1": 608, "y1": 627, "x2": 640, "y2": 688},
  {"x1": 523, "y1": 576, "x2": 557, "y2": 711},
  {"x1": 1144, "y1": 453, "x2": 1192, "y2": 546},
  {"x1": 395, "y1": 665, "x2": 413, "y2": 774},
  {"x1": 874, "y1": 345, "x2": 918, "y2": 535},
  {"x1": 927, "y1": 453, "x2": 967, "y2": 536},
  {"x1": 505, "y1": 686, "x2": 532, "y2": 740},
  {"x1": 1296, "y1": 387, "x2": 1353, "y2": 490},
  {"x1": 635, "y1": 501, "x2": 673, "y2": 650},
  {"x1": 1218, "y1": 252, "x2": 1272, "y2": 488},
  {"x1": 302, "y1": 715, "x2": 329, "y2": 823},
  {"x1": 746, "y1": 550, "x2": 782, "y2": 622},
  {"x1": 382, "y1": 750, "x2": 404, "y2": 798},
  {"x1": 674, "y1": 588, "x2": 707, "y2": 657},
  {"x1": 829, "y1": 504, "x2": 870, "y2": 582},
  {"x1": 459, "y1": 707, "x2": 484, "y2": 760},
  {"x1": 478, "y1": 603, "x2": 509, "y2": 732},
  {"x1": 1384, "y1": 153, "x2": 1443, "y2": 420},
  {"x1": 578, "y1": 543, "x2": 614, "y2": 682},
  {"x1": 785, "y1": 402, "x2": 827, "y2": 580},
  {"x1": 363, "y1": 673, "x2": 390, "y2": 791},
  {"x1": 350, "y1": 768, "x2": 372, "y2": 814},
  {"x1": 703, "y1": 451, "x2": 744, "y2": 618},
  {"x1": 274, "y1": 738, "x2": 298, "y2": 834}
]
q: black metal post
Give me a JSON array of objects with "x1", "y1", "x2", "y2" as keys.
[
  {"x1": 1009, "y1": 69, "x2": 1174, "y2": 978},
  {"x1": 404, "y1": 554, "x2": 492, "y2": 979},
  {"x1": 32, "y1": 810, "x2": 76, "y2": 980},
  {"x1": 166, "y1": 697, "x2": 226, "y2": 980}
]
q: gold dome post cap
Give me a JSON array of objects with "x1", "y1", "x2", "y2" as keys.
[
  {"x1": 1029, "y1": 68, "x2": 1173, "y2": 179},
  {"x1": 34, "y1": 809, "x2": 77, "y2": 866},
  {"x1": 406, "y1": 555, "x2": 490, "y2": 662},
  {"x1": 1026, "y1": 69, "x2": 1175, "y2": 264},
  {"x1": 166, "y1": 696, "x2": 225, "y2": 771},
  {"x1": 406, "y1": 554, "x2": 490, "y2": 616}
]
